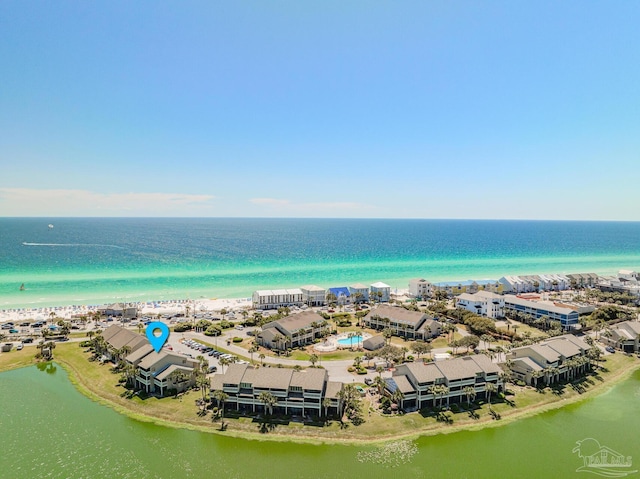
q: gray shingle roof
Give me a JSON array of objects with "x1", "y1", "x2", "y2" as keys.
[
  {"x1": 290, "y1": 368, "x2": 327, "y2": 391},
  {"x1": 365, "y1": 304, "x2": 428, "y2": 326},
  {"x1": 125, "y1": 344, "x2": 154, "y2": 364},
  {"x1": 401, "y1": 362, "x2": 444, "y2": 384},
  {"x1": 222, "y1": 363, "x2": 249, "y2": 385},
  {"x1": 435, "y1": 356, "x2": 482, "y2": 381},
  {"x1": 389, "y1": 375, "x2": 416, "y2": 394},
  {"x1": 325, "y1": 381, "x2": 343, "y2": 399},
  {"x1": 156, "y1": 364, "x2": 192, "y2": 381},
  {"x1": 263, "y1": 311, "x2": 326, "y2": 335}
]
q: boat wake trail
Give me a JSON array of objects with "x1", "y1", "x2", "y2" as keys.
[{"x1": 22, "y1": 242, "x2": 124, "y2": 249}]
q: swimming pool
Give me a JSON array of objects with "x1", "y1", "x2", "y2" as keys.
[{"x1": 337, "y1": 335, "x2": 362, "y2": 346}]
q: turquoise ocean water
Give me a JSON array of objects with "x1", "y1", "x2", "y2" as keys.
[{"x1": 1, "y1": 218, "x2": 639, "y2": 309}]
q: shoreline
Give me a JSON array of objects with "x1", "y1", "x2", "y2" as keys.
[{"x1": 3, "y1": 346, "x2": 639, "y2": 445}]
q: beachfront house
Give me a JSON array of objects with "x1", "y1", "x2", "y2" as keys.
[
  {"x1": 503, "y1": 295, "x2": 579, "y2": 330},
  {"x1": 506, "y1": 334, "x2": 590, "y2": 386},
  {"x1": 348, "y1": 284, "x2": 370, "y2": 303},
  {"x1": 432, "y1": 279, "x2": 501, "y2": 296},
  {"x1": 300, "y1": 285, "x2": 326, "y2": 307},
  {"x1": 210, "y1": 363, "x2": 343, "y2": 417},
  {"x1": 258, "y1": 311, "x2": 330, "y2": 351},
  {"x1": 602, "y1": 321, "x2": 640, "y2": 353},
  {"x1": 252, "y1": 289, "x2": 304, "y2": 310},
  {"x1": 370, "y1": 282, "x2": 391, "y2": 303},
  {"x1": 134, "y1": 351, "x2": 198, "y2": 396},
  {"x1": 387, "y1": 354, "x2": 502, "y2": 411},
  {"x1": 456, "y1": 291, "x2": 505, "y2": 319},
  {"x1": 408, "y1": 278, "x2": 433, "y2": 300},
  {"x1": 327, "y1": 287, "x2": 351, "y2": 306},
  {"x1": 362, "y1": 304, "x2": 440, "y2": 340}
]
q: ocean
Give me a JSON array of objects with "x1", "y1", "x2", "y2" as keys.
[{"x1": 1, "y1": 218, "x2": 639, "y2": 309}]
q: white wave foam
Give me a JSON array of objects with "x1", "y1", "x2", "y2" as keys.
[{"x1": 22, "y1": 242, "x2": 124, "y2": 249}]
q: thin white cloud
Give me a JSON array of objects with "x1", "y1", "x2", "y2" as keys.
[
  {"x1": 0, "y1": 188, "x2": 216, "y2": 216},
  {"x1": 250, "y1": 198, "x2": 291, "y2": 206}
]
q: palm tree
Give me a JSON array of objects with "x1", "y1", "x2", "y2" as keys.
[
  {"x1": 390, "y1": 389, "x2": 404, "y2": 410},
  {"x1": 463, "y1": 386, "x2": 476, "y2": 407},
  {"x1": 346, "y1": 331, "x2": 354, "y2": 350},
  {"x1": 322, "y1": 397, "x2": 332, "y2": 418},
  {"x1": 372, "y1": 375, "x2": 386, "y2": 396},
  {"x1": 428, "y1": 385, "x2": 439, "y2": 408},
  {"x1": 309, "y1": 353, "x2": 319, "y2": 367},
  {"x1": 258, "y1": 391, "x2": 277, "y2": 416},
  {"x1": 401, "y1": 346, "x2": 409, "y2": 362},
  {"x1": 259, "y1": 353, "x2": 266, "y2": 366},
  {"x1": 272, "y1": 334, "x2": 285, "y2": 355},
  {"x1": 219, "y1": 357, "x2": 231, "y2": 374},
  {"x1": 485, "y1": 383, "x2": 497, "y2": 408},
  {"x1": 531, "y1": 369, "x2": 543, "y2": 388},
  {"x1": 212, "y1": 390, "x2": 229, "y2": 425},
  {"x1": 248, "y1": 345, "x2": 258, "y2": 364},
  {"x1": 438, "y1": 385, "x2": 450, "y2": 408}
]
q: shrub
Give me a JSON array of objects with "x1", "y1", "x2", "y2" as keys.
[
  {"x1": 174, "y1": 323, "x2": 192, "y2": 332},
  {"x1": 348, "y1": 366, "x2": 356, "y2": 372},
  {"x1": 357, "y1": 368, "x2": 367, "y2": 375},
  {"x1": 204, "y1": 325, "x2": 222, "y2": 336},
  {"x1": 79, "y1": 340, "x2": 92, "y2": 347},
  {"x1": 232, "y1": 337, "x2": 243, "y2": 343}
]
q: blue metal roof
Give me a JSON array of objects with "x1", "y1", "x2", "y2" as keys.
[{"x1": 328, "y1": 287, "x2": 351, "y2": 297}]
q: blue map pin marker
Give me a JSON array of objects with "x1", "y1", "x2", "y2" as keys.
[{"x1": 146, "y1": 322, "x2": 170, "y2": 353}]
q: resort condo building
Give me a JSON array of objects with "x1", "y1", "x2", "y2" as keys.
[
  {"x1": 370, "y1": 282, "x2": 391, "y2": 302},
  {"x1": 456, "y1": 291, "x2": 505, "y2": 318},
  {"x1": 387, "y1": 354, "x2": 502, "y2": 411},
  {"x1": 362, "y1": 304, "x2": 441, "y2": 340},
  {"x1": 300, "y1": 285, "x2": 326, "y2": 307},
  {"x1": 252, "y1": 289, "x2": 304, "y2": 310},
  {"x1": 408, "y1": 278, "x2": 433, "y2": 299},
  {"x1": 602, "y1": 321, "x2": 640, "y2": 353},
  {"x1": 132, "y1": 350, "x2": 199, "y2": 396},
  {"x1": 506, "y1": 334, "x2": 590, "y2": 387},
  {"x1": 100, "y1": 324, "x2": 149, "y2": 361},
  {"x1": 348, "y1": 283, "x2": 370, "y2": 303},
  {"x1": 210, "y1": 364, "x2": 343, "y2": 417},
  {"x1": 258, "y1": 311, "x2": 330, "y2": 351},
  {"x1": 433, "y1": 279, "x2": 503, "y2": 296},
  {"x1": 503, "y1": 295, "x2": 579, "y2": 330}
]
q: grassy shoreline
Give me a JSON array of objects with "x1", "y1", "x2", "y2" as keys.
[{"x1": 2, "y1": 346, "x2": 639, "y2": 445}]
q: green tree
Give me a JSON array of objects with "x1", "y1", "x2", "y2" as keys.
[
  {"x1": 463, "y1": 386, "x2": 476, "y2": 407},
  {"x1": 258, "y1": 391, "x2": 277, "y2": 416},
  {"x1": 309, "y1": 353, "x2": 319, "y2": 367},
  {"x1": 485, "y1": 383, "x2": 497, "y2": 408}
]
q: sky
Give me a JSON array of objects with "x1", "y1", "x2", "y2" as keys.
[{"x1": 1, "y1": 1, "x2": 639, "y2": 220}]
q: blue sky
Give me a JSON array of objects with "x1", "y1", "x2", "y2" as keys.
[{"x1": 1, "y1": 1, "x2": 639, "y2": 219}]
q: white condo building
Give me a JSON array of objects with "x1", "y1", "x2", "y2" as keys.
[{"x1": 456, "y1": 291, "x2": 505, "y2": 318}]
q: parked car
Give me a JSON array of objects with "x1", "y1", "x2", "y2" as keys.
[
  {"x1": 606, "y1": 346, "x2": 616, "y2": 353},
  {"x1": 16, "y1": 343, "x2": 24, "y2": 350},
  {"x1": 22, "y1": 338, "x2": 34, "y2": 344},
  {"x1": 207, "y1": 366, "x2": 218, "y2": 373}
]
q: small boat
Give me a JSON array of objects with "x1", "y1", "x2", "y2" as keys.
[
  {"x1": 48, "y1": 224, "x2": 54, "y2": 229},
  {"x1": 20, "y1": 283, "x2": 25, "y2": 291}
]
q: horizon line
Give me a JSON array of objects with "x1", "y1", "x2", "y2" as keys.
[{"x1": 1, "y1": 216, "x2": 640, "y2": 223}]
